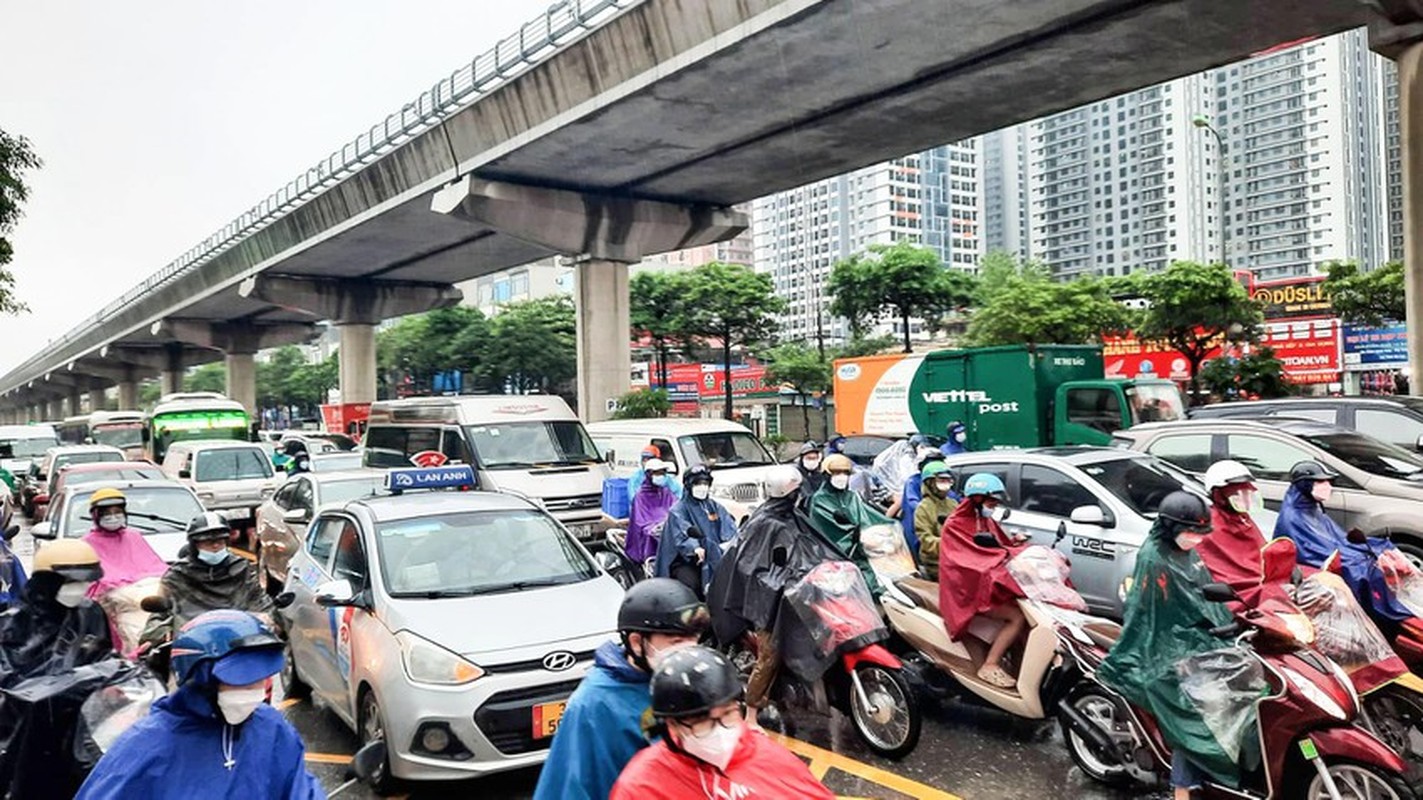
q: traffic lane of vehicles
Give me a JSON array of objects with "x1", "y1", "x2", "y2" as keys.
[{"x1": 280, "y1": 676, "x2": 1157, "y2": 800}]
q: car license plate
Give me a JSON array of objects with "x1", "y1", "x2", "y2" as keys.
[
  {"x1": 532, "y1": 701, "x2": 566, "y2": 739},
  {"x1": 568, "y1": 524, "x2": 596, "y2": 541}
]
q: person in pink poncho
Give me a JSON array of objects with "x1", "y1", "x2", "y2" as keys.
[{"x1": 80, "y1": 487, "x2": 168, "y2": 653}]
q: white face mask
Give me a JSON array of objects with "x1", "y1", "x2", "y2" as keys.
[
  {"x1": 679, "y1": 721, "x2": 744, "y2": 772},
  {"x1": 1311, "y1": 481, "x2": 1333, "y2": 504},
  {"x1": 1227, "y1": 489, "x2": 1262, "y2": 515},
  {"x1": 690, "y1": 484, "x2": 710, "y2": 501},
  {"x1": 1175, "y1": 532, "x2": 1207, "y2": 551},
  {"x1": 97, "y1": 513, "x2": 125, "y2": 532},
  {"x1": 933, "y1": 478, "x2": 954, "y2": 494},
  {"x1": 801, "y1": 457, "x2": 821, "y2": 472},
  {"x1": 829, "y1": 474, "x2": 851, "y2": 491},
  {"x1": 954, "y1": 432, "x2": 966, "y2": 444},
  {"x1": 217, "y1": 688, "x2": 266, "y2": 725},
  {"x1": 645, "y1": 640, "x2": 691, "y2": 672},
  {"x1": 980, "y1": 505, "x2": 1008, "y2": 522},
  {"x1": 55, "y1": 582, "x2": 92, "y2": 608}
]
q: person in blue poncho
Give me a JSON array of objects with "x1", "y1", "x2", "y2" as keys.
[
  {"x1": 75, "y1": 610, "x2": 322, "y2": 800},
  {"x1": 1274, "y1": 459, "x2": 1423, "y2": 662},
  {"x1": 0, "y1": 531, "x2": 25, "y2": 609},
  {"x1": 533, "y1": 580, "x2": 708, "y2": 800},
  {"x1": 895, "y1": 444, "x2": 945, "y2": 557},
  {"x1": 940, "y1": 421, "x2": 969, "y2": 456},
  {"x1": 654, "y1": 466, "x2": 738, "y2": 599}
]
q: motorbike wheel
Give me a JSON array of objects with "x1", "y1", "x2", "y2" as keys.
[
  {"x1": 1365, "y1": 685, "x2": 1423, "y2": 782},
  {"x1": 1301, "y1": 761, "x2": 1416, "y2": 800},
  {"x1": 848, "y1": 664, "x2": 921, "y2": 760},
  {"x1": 1058, "y1": 686, "x2": 1138, "y2": 788}
]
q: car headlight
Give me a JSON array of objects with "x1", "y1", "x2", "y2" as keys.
[
  {"x1": 711, "y1": 484, "x2": 735, "y2": 499},
  {"x1": 260, "y1": 487, "x2": 275, "y2": 499},
  {"x1": 1281, "y1": 665, "x2": 1347, "y2": 721},
  {"x1": 395, "y1": 630, "x2": 484, "y2": 685}
]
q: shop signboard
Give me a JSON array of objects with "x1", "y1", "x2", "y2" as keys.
[
  {"x1": 1262, "y1": 319, "x2": 1340, "y2": 385},
  {"x1": 1342, "y1": 323, "x2": 1409, "y2": 370}
]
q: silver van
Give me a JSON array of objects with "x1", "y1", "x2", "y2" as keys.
[{"x1": 362, "y1": 396, "x2": 610, "y2": 542}]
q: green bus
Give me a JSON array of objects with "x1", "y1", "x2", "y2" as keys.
[{"x1": 145, "y1": 393, "x2": 250, "y2": 464}]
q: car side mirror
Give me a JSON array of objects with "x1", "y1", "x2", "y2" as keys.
[
  {"x1": 273, "y1": 591, "x2": 296, "y2": 610},
  {"x1": 30, "y1": 521, "x2": 54, "y2": 540},
  {"x1": 2, "y1": 525, "x2": 17, "y2": 542},
  {"x1": 282, "y1": 508, "x2": 310, "y2": 525},
  {"x1": 1069, "y1": 505, "x2": 1110, "y2": 527},
  {"x1": 178, "y1": 469, "x2": 191, "y2": 480},
  {"x1": 1201, "y1": 582, "x2": 1239, "y2": 603},
  {"x1": 349, "y1": 741, "x2": 388, "y2": 787},
  {"x1": 315, "y1": 579, "x2": 365, "y2": 608},
  {"x1": 1416, "y1": 433, "x2": 1423, "y2": 452}
]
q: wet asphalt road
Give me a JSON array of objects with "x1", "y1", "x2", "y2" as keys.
[{"x1": 11, "y1": 523, "x2": 1168, "y2": 799}]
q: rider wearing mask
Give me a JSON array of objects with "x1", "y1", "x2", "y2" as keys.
[
  {"x1": 1194, "y1": 460, "x2": 1274, "y2": 611},
  {"x1": 535, "y1": 580, "x2": 709, "y2": 800},
  {"x1": 1275, "y1": 459, "x2": 1423, "y2": 657},
  {"x1": 940, "y1": 421, "x2": 969, "y2": 456},
  {"x1": 1097, "y1": 492, "x2": 1244, "y2": 798},
  {"x1": 708, "y1": 466, "x2": 842, "y2": 726},
  {"x1": 76, "y1": 610, "x2": 322, "y2": 800},
  {"x1": 807, "y1": 454, "x2": 891, "y2": 596},
  {"x1": 937, "y1": 473, "x2": 1027, "y2": 689},
  {"x1": 142, "y1": 513, "x2": 274, "y2": 653},
  {"x1": 654, "y1": 466, "x2": 738, "y2": 599},
  {"x1": 913, "y1": 461, "x2": 958, "y2": 581},
  {"x1": 628, "y1": 445, "x2": 683, "y2": 505},
  {"x1": 625, "y1": 458, "x2": 678, "y2": 568},
  {"x1": 896, "y1": 447, "x2": 945, "y2": 558},
  {"x1": 794, "y1": 441, "x2": 825, "y2": 505},
  {"x1": 82, "y1": 488, "x2": 168, "y2": 653},
  {"x1": 0, "y1": 539, "x2": 112, "y2": 677},
  {"x1": 609, "y1": 646, "x2": 834, "y2": 799}
]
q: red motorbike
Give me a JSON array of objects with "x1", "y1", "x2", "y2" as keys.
[{"x1": 1060, "y1": 579, "x2": 1414, "y2": 798}]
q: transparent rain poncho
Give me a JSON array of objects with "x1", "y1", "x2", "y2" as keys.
[
  {"x1": 869, "y1": 440, "x2": 918, "y2": 498},
  {"x1": 1006, "y1": 545, "x2": 1087, "y2": 612},
  {"x1": 1378, "y1": 549, "x2": 1423, "y2": 618},
  {"x1": 780, "y1": 561, "x2": 888, "y2": 681},
  {"x1": 860, "y1": 523, "x2": 918, "y2": 585},
  {"x1": 1300, "y1": 571, "x2": 1401, "y2": 686},
  {"x1": 94, "y1": 576, "x2": 163, "y2": 657},
  {"x1": 75, "y1": 665, "x2": 166, "y2": 758},
  {"x1": 1177, "y1": 646, "x2": 1267, "y2": 765}
]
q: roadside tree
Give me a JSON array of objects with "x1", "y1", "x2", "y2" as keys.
[
  {"x1": 630, "y1": 271, "x2": 691, "y2": 389},
  {"x1": 183, "y1": 364, "x2": 226, "y2": 394},
  {"x1": 1198, "y1": 348, "x2": 1294, "y2": 400},
  {"x1": 827, "y1": 241, "x2": 975, "y2": 353},
  {"x1": 0, "y1": 127, "x2": 37, "y2": 314},
  {"x1": 765, "y1": 342, "x2": 831, "y2": 437},
  {"x1": 1323, "y1": 260, "x2": 1404, "y2": 327},
  {"x1": 1133, "y1": 261, "x2": 1262, "y2": 399},
  {"x1": 681, "y1": 262, "x2": 785, "y2": 420},
  {"x1": 482, "y1": 296, "x2": 578, "y2": 397},
  {"x1": 611, "y1": 388, "x2": 671, "y2": 420},
  {"x1": 967, "y1": 259, "x2": 1130, "y2": 346}
]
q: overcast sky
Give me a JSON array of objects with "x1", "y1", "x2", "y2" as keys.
[{"x1": 0, "y1": 0, "x2": 550, "y2": 373}]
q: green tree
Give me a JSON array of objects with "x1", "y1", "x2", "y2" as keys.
[
  {"x1": 974, "y1": 250, "x2": 1049, "y2": 305},
  {"x1": 967, "y1": 267, "x2": 1130, "y2": 347},
  {"x1": 482, "y1": 296, "x2": 577, "y2": 397},
  {"x1": 1133, "y1": 261, "x2": 1263, "y2": 399},
  {"x1": 764, "y1": 342, "x2": 831, "y2": 437},
  {"x1": 0, "y1": 128, "x2": 38, "y2": 314},
  {"x1": 288, "y1": 354, "x2": 339, "y2": 409},
  {"x1": 630, "y1": 271, "x2": 691, "y2": 389},
  {"x1": 183, "y1": 363, "x2": 226, "y2": 394},
  {"x1": 256, "y1": 346, "x2": 310, "y2": 410},
  {"x1": 681, "y1": 262, "x2": 785, "y2": 420},
  {"x1": 611, "y1": 388, "x2": 671, "y2": 420},
  {"x1": 827, "y1": 241, "x2": 976, "y2": 353},
  {"x1": 436, "y1": 307, "x2": 492, "y2": 393},
  {"x1": 834, "y1": 335, "x2": 897, "y2": 359},
  {"x1": 1323, "y1": 260, "x2": 1404, "y2": 327},
  {"x1": 1198, "y1": 347, "x2": 1294, "y2": 400},
  {"x1": 138, "y1": 380, "x2": 162, "y2": 409}
]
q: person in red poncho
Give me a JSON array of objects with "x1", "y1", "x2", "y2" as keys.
[
  {"x1": 937, "y1": 473, "x2": 1027, "y2": 689},
  {"x1": 1194, "y1": 460, "x2": 1276, "y2": 613}
]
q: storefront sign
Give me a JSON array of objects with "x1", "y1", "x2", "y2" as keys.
[
  {"x1": 1102, "y1": 334, "x2": 1220, "y2": 381},
  {"x1": 1262, "y1": 319, "x2": 1340, "y2": 384},
  {"x1": 1342, "y1": 323, "x2": 1409, "y2": 370},
  {"x1": 1252, "y1": 276, "x2": 1331, "y2": 320}
]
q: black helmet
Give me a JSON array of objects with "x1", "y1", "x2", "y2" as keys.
[
  {"x1": 1289, "y1": 460, "x2": 1339, "y2": 485},
  {"x1": 185, "y1": 511, "x2": 229, "y2": 543},
  {"x1": 282, "y1": 438, "x2": 308, "y2": 457},
  {"x1": 1157, "y1": 491, "x2": 1211, "y2": 535},
  {"x1": 650, "y1": 645, "x2": 743, "y2": 719},
  {"x1": 617, "y1": 579, "x2": 710, "y2": 636},
  {"x1": 798, "y1": 441, "x2": 821, "y2": 456},
  {"x1": 683, "y1": 464, "x2": 713, "y2": 489}
]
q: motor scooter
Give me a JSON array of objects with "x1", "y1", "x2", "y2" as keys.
[
  {"x1": 1345, "y1": 529, "x2": 1423, "y2": 668},
  {"x1": 594, "y1": 527, "x2": 651, "y2": 589},
  {"x1": 727, "y1": 558, "x2": 922, "y2": 760},
  {"x1": 1061, "y1": 579, "x2": 1414, "y2": 799}
]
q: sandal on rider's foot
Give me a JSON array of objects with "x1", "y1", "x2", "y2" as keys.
[{"x1": 977, "y1": 664, "x2": 1016, "y2": 689}]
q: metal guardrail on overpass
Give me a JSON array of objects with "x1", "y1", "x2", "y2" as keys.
[{"x1": 15, "y1": 0, "x2": 641, "y2": 381}]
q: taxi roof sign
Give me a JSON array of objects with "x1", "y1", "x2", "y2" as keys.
[{"x1": 385, "y1": 465, "x2": 476, "y2": 494}]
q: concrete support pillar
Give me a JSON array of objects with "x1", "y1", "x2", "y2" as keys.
[
  {"x1": 89, "y1": 388, "x2": 106, "y2": 414},
  {"x1": 117, "y1": 381, "x2": 139, "y2": 410},
  {"x1": 160, "y1": 370, "x2": 182, "y2": 397},
  {"x1": 68, "y1": 390, "x2": 83, "y2": 418},
  {"x1": 46, "y1": 399, "x2": 62, "y2": 421},
  {"x1": 575, "y1": 259, "x2": 631, "y2": 422},
  {"x1": 337, "y1": 324, "x2": 377, "y2": 404},
  {"x1": 1404, "y1": 42, "x2": 1423, "y2": 395},
  {"x1": 225, "y1": 352, "x2": 256, "y2": 416}
]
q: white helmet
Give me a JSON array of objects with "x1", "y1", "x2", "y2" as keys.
[
  {"x1": 1204, "y1": 460, "x2": 1254, "y2": 491},
  {"x1": 763, "y1": 465, "x2": 803, "y2": 499}
]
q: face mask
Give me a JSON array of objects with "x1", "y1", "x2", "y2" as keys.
[
  {"x1": 829, "y1": 474, "x2": 850, "y2": 491},
  {"x1": 933, "y1": 479, "x2": 954, "y2": 494},
  {"x1": 651, "y1": 475, "x2": 667, "y2": 487},
  {"x1": 954, "y1": 432, "x2": 967, "y2": 444},
  {"x1": 197, "y1": 547, "x2": 229, "y2": 565},
  {"x1": 690, "y1": 484, "x2": 710, "y2": 501},
  {"x1": 217, "y1": 688, "x2": 266, "y2": 725},
  {"x1": 97, "y1": 513, "x2": 125, "y2": 532},
  {"x1": 979, "y1": 505, "x2": 1008, "y2": 522},
  {"x1": 645, "y1": 640, "x2": 691, "y2": 672},
  {"x1": 1175, "y1": 532, "x2": 1207, "y2": 551},
  {"x1": 801, "y1": 457, "x2": 821, "y2": 472},
  {"x1": 1227, "y1": 489, "x2": 1261, "y2": 515},
  {"x1": 55, "y1": 582, "x2": 92, "y2": 608},
  {"x1": 679, "y1": 721, "x2": 744, "y2": 772},
  {"x1": 1312, "y1": 482, "x2": 1333, "y2": 504}
]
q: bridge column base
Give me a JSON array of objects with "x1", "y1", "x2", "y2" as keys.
[
  {"x1": 117, "y1": 381, "x2": 139, "y2": 411},
  {"x1": 574, "y1": 258, "x2": 631, "y2": 423},
  {"x1": 226, "y1": 353, "x2": 256, "y2": 416},
  {"x1": 88, "y1": 389, "x2": 106, "y2": 415}
]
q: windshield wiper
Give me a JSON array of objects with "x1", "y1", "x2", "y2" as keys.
[{"x1": 127, "y1": 511, "x2": 190, "y2": 527}]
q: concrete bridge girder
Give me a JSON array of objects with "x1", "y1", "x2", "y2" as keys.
[{"x1": 149, "y1": 320, "x2": 322, "y2": 414}]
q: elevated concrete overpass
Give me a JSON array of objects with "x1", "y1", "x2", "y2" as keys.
[{"x1": 4, "y1": 0, "x2": 1416, "y2": 422}]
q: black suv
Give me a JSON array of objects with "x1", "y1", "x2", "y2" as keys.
[{"x1": 1191, "y1": 396, "x2": 1423, "y2": 453}]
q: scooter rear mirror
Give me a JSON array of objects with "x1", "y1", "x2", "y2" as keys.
[
  {"x1": 1346, "y1": 529, "x2": 1369, "y2": 546},
  {"x1": 273, "y1": 591, "x2": 296, "y2": 610},
  {"x1": 140, "y1": 595, "x2": 172, "y2": 614},
  {"x1": 1201, "y1": 582, "x2": 1239, "y2": 603},
  {"x1": 2, "y1": 525, "x2": 17, "y2": 542},
  {"x1": 349, "y1": 741, "x2": 387, "y2": 786}
]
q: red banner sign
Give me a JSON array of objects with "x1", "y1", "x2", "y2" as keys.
[
  {"x1": 1262, "y1": 319, "x2": 1340, "y2": 384},
  {"x1": 1102, "y1": 334, "x2": 1221, "y2": 381}
]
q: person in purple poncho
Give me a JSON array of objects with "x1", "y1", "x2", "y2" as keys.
[{"x1": 624, "y1": 458, "x2": 677, "y2": 568}]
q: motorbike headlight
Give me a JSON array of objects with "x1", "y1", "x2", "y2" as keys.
[
  {"x1": 1281, "y1": 665, "x2": 1348, "y2": 721},
  {"x1": 396, "y1": 630, "x2": 484, "y2": 685}
]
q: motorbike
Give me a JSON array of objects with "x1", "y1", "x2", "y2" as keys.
[
  {"x1": 1347, "y1": 529, "x2": 1423, "y2": 668},
  {"x1": 1061, "y1": 578, "x2": 1415, "y2": 799},
  {"x1": 727, "y1": 558, "x2": 922, "y2": 760},
  {"x1": 594, "y1": 527, "x2": 650, "y2": 589},
  {"x1": 862, "y1": 521, "x2": 1124, "y2": 727}
]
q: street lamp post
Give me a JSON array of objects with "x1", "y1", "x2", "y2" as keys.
[{"x1": 1192, "y1": 113, "x2": 1228, "y2": 266}]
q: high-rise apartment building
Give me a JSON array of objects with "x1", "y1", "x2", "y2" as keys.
[
  {"x1": 1021, "y1": 74, "x2": 1219, "y2": 278},
  {"x1": 1384, "y1": 60, "x2": 1403, "y2": 261},
  {"x1": 982, "y1": 126, "x2": 1031, "y2": 259},
  {"x1": 1216, "y1": 29, "x2": 1389, "y2": 281},
  {"x1": 753, "y1": 142, "x2": 982, "y2": 345}
]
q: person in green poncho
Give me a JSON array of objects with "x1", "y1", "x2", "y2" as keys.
[
  {"x1": 1096, "y1": 491, "x2": 1254, "y2": 798},
  {"x1": 807, "y1": 454, "x2": 889, "y2": 596}
]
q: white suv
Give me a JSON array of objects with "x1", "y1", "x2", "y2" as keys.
[{"x1": 161, "y1": 440, "x2": 279, "y2": 522}]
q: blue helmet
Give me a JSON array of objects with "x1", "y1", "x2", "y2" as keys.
[
  {"x1": 170, "y1": 610, "x2": 284, "y2": 687},
  {"x1": 908, "y1": 434, "x2": 930, "y2": 449},
  {"x1": 962, "y1": 473, "x2": 1008, "y2": 502}
]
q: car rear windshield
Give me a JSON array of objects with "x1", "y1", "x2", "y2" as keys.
[
  {"x1": 677, "y1": 432, "x2": 775, "y2": 470},
  {"x1": 1301, "y1": 432, "x2": 1423, "y2": 481},
  {"x1": 463, "y1": 422, "x2": 602, "y2": 469},
  {"x1": 1, "y1": 437, "x2": 58, "y2": 458},
  {"x1": 63, "y1": 486, "x2": 203, "y2": 537},
  {"x1": 378, "y1": 509, "x2": 596, "y2": 597},
  {"x1": 1078, "y1": 456, "x2": 1198, "y2": 517},
  {"x1": 194, "y1": 448, "x2": 274, "y2": 482},
  {"x1": 321, "y1": 478, "x2": 387, "y2": 505},
  {"x1": 54, "y1": 452, "x2": 124, "y2": 471}
]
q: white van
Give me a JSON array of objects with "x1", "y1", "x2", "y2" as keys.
[
  {"x1": 0, "y1": 424, "x2": 60, "y2": 480},
  {"x1": 585, "y1": 418, "x2": 779, "y2": 522},
  {"x1": 362, "y1": 396, "x2": 610, "y2": 541}
]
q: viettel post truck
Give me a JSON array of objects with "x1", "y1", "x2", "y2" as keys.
[{"x1": 833, "y1": 344, "x2": 1185, "y2": 449}]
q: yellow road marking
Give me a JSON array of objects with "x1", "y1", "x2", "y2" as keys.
[
  {"x1": 769, "y1": 733, "x2": 963, "y2": 800},
  {"x1": 276, "y1": 698, "x2": 300, "y2": 710},
  {"x1": 305, "y1": 752, "x2": 353, "y2": 765}
]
